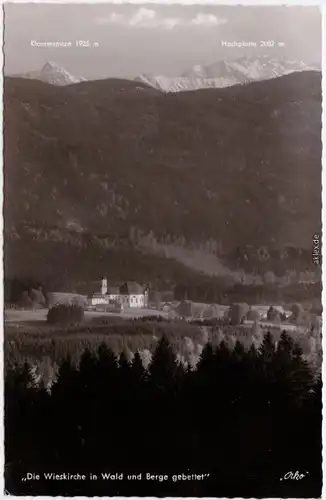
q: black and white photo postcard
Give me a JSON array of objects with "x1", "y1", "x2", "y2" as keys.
[{"x1": 2, "y1": 2, "x2": 323, "y2": 497}]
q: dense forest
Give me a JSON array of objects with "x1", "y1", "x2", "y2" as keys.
[
  {"x1": 5, "y1": 333, "x2": 322, "y2": 497},
  {"x1": 5, "y1": 72, "x2": 321, "y2": 250}
]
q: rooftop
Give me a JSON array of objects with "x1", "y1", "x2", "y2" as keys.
[
  {"x1": 91, "y1": 281, "x2": 148, "y2": 297},
  {"x1": 119, "y1": 281, "x2": 145, "y2": 295}
]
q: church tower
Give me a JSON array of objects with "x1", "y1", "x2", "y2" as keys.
[
  {"x1": 144, "y1": 287, "x2": 149, "y2": 308},
  {"x1": 101, "y1": 277, "x2": 107, "y2": 296}
]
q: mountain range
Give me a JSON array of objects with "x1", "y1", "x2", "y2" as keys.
[
  {"x1": 12, "y1": 56, "x2": 320, "y2": 91},
  {"x1": 4, "y1": 70, "x2": 322, "y2": 292},
  {"x1": 137, "y1": 56, "x2": 319, "y2": 92}
]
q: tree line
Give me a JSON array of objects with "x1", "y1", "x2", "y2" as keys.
[
  {"x1": 5, "y1": 332, "x2": 321, "y2": 497},
  {"x1": 4, "y1": 277, "x2": 49, "y2": 308},
  {"x1": 174, "y1": 282, "x2": 322, "y2": 306}
]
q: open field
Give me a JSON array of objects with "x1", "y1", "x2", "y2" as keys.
[
  {"x1": 4, "y1": 306, "x2": 304, "y2": 334},
  {"x1": 5, "y1": 307, "x2": 168, "y2": 325},
  {"x1": 243, "y1": 320, "x2": 304, "y2": 333}
]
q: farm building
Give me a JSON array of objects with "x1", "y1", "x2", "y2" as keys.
[
  {"x1": 92, "y1": 299, "x2": 123, "y2": 313},
  {"x1": 174, "y1": 300, "x2": 195, "y2": 319},
  {"x1": 90, "y1": 279, "x2": 149, "y2": 309}
]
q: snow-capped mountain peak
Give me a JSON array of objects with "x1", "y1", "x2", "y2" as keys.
[
  {"x1": 20, "y1": 61, "x2": 86, "y2": 86},
  {"x1": 137, "y1": 56, "x2": 320, "y2": 93}
]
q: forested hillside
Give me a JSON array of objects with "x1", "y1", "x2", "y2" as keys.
[{"x1": 4, "y1": 71, "x2": 322, "y2": 289}]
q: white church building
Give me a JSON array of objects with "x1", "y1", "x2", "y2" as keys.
[{"x1": 90, "y1": 279, "x2": 149, "y2": 309}]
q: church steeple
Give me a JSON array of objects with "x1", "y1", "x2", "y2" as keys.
[{"x1": 101, "y1": 277, "x2": 107, "y2": 295}]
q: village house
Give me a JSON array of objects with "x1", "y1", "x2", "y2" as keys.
[{"x1": 90, "y1": 279, "x2": 149, "y2": 309}]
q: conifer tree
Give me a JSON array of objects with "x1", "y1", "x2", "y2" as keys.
[
  {"x1": 78, "y1": 348, "x2": 98, "y2": 391},
  {"x1": 256, "y1": 332, "x2": 278, "y2": 410},
  {"x1": 149, "y1": 335, "x2": 180, "y2": 436},
  {"x1": 277, "y1": 331, "x2": 294, "y2": 358},
  {"x1": 192, "y1": 342, "x2": 218, "y2": 429},
  {"x1": 5, "y1": 362, "x2": 36, "y2": 394},
  {"x1": 49, "y1": 356, "x2": 82, "y2": 466},
  {"x1": 214, "y1": 340, "x2": 231, "y2": 391},
  {"x1": 217, "y1": 340, "x2": 231, "y2": 359},
  {"x1": 117, "y1": 350, "x2": 133, "y2": 401},
  {"x1": 274, "y1": 331, "x2": 295, "y2": 386},
  {"x1": 149, "y1": 335, "x2": 178, "y2": 387},
  {"x1": 90, "y1": 344, "x2": 118, "y2": 466},
  {"x1": 248, "y1": 343, "x2": 258, "y2": 360},
  {"x1": 259, "y1": 332, "x2": 275, "y2": 362},
  {"x1": 131, "y1": 351, "x2": 146, "y2": 382},
  {"x1": 5, "y1": 362, "x2": 43, "y2": 495},
  {"x1": 196, "y1": 342, "x2": 215, "y2": 377},
  {"x1": 288, "y1": 342, "x2": 316, "y2": 407},
  {"x1": 233, "y1": 340, "x2": 245, "y2": 361},
  {"x1": 97, "y1": 343, "x2": 117, "y2": 378},
  {"x1": 129, "y1": 351, "x2": 148, "y2": 459},
  {"x1": 242, "y1": 343, "x2": 259, "y2": 405},
  {"x1": 119, "y1": 350, "x2": 131, "y2": 370}
]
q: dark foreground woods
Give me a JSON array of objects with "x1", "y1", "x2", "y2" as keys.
[{"x1": 5, "y1": 333, "x2": 322, "y2": 497}]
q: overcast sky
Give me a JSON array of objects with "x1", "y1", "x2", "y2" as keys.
[{"x1": 4, "y1": 4, "x2": 321, "y2": 78}]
